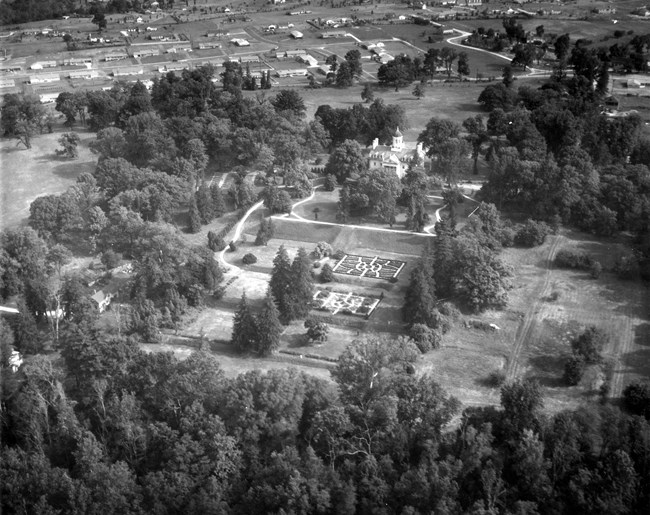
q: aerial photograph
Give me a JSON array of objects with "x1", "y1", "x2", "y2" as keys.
[{"x1": 1, "y1": 0, "x2": 650, "y2": 512}]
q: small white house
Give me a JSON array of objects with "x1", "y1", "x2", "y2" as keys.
[{"x1": 91, "y1": 290, "x2": 114, "y2": 313}]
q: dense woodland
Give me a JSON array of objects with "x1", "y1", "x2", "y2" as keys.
[{"x1": 2, "y1": 25, "x2": 650, "y2": 512}]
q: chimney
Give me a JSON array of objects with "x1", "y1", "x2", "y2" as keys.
[{"x1": 372, "y1": 138, "x2": 379, "y2": 149}]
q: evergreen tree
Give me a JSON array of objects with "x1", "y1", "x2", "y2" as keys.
[
  {"x1": 403, "y1": 263, "x2": 436, "y2": 327},
  {"x1": 231, "y1": 292, "x2": 258, "y2": 353},
  {"x1": 196, "y1": 183, "x2": 214, "y2": 224},
  {"x1": 433, "y1": 218, "x2": 456, "y2": 297},
  {"x1": 270, "y1": 245, "x2": 293, "y2": 323},
  {"x1": 188, "y1": 193, "x2": 201, "y2": 233},
  {"x1": 255, "y1": 218, "x2": 275, "y2": 246},
  {"x1": 320, "y1": 262, "x2": 334, "y2": 283},
  {"x1": 210, "y1": 183, "x2": 226, "y2": 217},
  {"x1": 288, "y1": 247, "x2": 314, "y2": 322},
  {"x1": 255, "y1": 288, "x2": 282, "y2": 356}
]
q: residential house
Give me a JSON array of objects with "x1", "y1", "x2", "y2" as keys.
[
  {"x1": 29, "y1": 72, "x2": 60, "y2": 83},
  {"x1": 366, "y1": 128, "x2": 425, "y2": 179}
]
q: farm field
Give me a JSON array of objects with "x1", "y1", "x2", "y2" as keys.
[{"x1": 0, "y1": 127, "x2": 97, "y2": 230}]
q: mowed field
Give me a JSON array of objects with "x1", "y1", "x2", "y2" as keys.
[{"x1": 0, "y1": 128, "x2": 97, "y2": 230}]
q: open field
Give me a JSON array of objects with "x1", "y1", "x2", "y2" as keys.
[
  {"x1": 0, "y1": 128, "x2": 97, "y2": 230},
  {"x1": 188, "y1": 221, "x2": 650, "y2": 413}
]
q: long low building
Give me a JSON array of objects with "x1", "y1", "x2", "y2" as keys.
[
  {"x1": 113, "y1": 65, "x2": 144, "y2": 76},
  {"x1": 68, "y1": 69, "x2": 99, "y2": 79},
  {"x1": 29, "y1": 72, "x2": 60, "y2": 83},
  {"x1": 131, "y1": 47, "x2": 159, "y2": 58},
  {"x1": 0, "y1": 78, "x2": 16, "y2": 88}
]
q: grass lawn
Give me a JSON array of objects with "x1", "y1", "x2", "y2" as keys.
[{"x1": 0, "y1": 127, "x2": 98, "y2": 231}]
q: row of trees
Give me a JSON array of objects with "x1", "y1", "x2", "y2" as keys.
[{"x1": 377, "y1": 48, "x2": 471, "y2": 91}]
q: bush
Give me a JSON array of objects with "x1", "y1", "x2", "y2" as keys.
[
  {"x1": 229, "y1": 242, "x2": 237, "y2": 252},
  {"x1": 571, "y1": 326, "x2": 606, "y2": 364},
  {"x1": 438, "y1": 302, "x2": 461, "y2": 321},
  {"x1": 313, "y1": 262, "x2": 321, "y2": 269},
  {"x1": 312, "y1": 241, "x2": 333, "y2": 259},
  {"x1": 208, "y1": 231, "x2": 226, "y2": 251},
  {"x1": 564, "y1": 354, "x2": 585, "y2": 386},
  {"x1": 589, "y1": 261, "x2": 602, "y2": 279},
  {"x1": 242, "y1": 253, "x2": 257, "y2": 265},
  {"x1": 409, "y1": 323, "x2": 441, "y2": 353},
  {"x1": 515, "y1": 219, "x2": 550, "y2": 247},
  {"x1": 623, "y1": 382, "x2": 650, "y2": 419},
  {"x1": 305, "y1": 318, "x2": 329, "y2": 344},
  {"x1": 555, "y1": 249, "x2": 593, "y2": 270},
  {"x1": 320, "y1": 263, "x2": 334, "y2": 282},
  {"x1": 332, "y1": 249, "x2": 346, "y2": 260},
  {"x1": 487, "y1": 369, "x2": 507, "y2": 388}
]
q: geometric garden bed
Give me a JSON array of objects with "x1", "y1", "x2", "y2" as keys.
[
  {"x1": 313, "y1": 290, "x2": 381, "y2": 318},
  {"x1": 331, "y1": 254, "x2": 406, "y2": 280}
]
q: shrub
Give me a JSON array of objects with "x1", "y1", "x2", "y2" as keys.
[
  {"x1": 487, "y1": 369, "x2": 507, "y2": 388},
  {"x1": 564, "y1": 354, "x2": 585, "y2": 386},
  {"x1": 555, "y1": 249, "x2": 593, "y2": 270},
  {"x1": 332, "y1": 249, "x2": 346, "y2": 260},
  {"x1": 305, "y1": 318, "x2": 329, "y2": 344},
  {"x1": 229, "y1": 242, "x2": 237, "y2": 252},
  {"x1": 242, "y1": 253, "x2": 257, "y2": 265},
  {"x1": 623, "y1": 382, "x2": 650, "y2": 419},
  {"x1": 438, "y1": 302, "x2": 460, "y2": 321},
  {"x1": 313, "y1": 262, "x2": 321, "y2": 269},
  {"x1": 409, "y1": 323, "x2": 441, "y2": 353},
  {"x1": 320, "y1": 263, "x2": 334, "y2": 282},
  {"x1": 515, "y1": 219, "x2": 550, "y2": 247},
  {"x1": 589, "y1": 261, "x2": 602, "y2": 279},
  {"x1": 208, "y1": 231, "x2": 226, "y2": 251},
  {"x1": 213, "y1": 286, "x2": 226, "y2": 300},
  {"x1": 571, "y1": 326, "x2": 606, "y2": 364},
  {"x1": 389, "y1": 276, "x2": 399, "y2": 284},
  {"x1": 312, "y1": 241, "x2": 333, "y2": 259}
]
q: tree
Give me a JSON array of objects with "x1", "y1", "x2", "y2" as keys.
[
  {"x1": 502, "y1": 65, "x2": 515, "y2": 88},
  {"x1": 256, "y1": 288, "x2": 282, "y2": 356},
  {"x1": 463, "y1": 115, "x2": 488, "y2": 175},
  {"x1": 56, "y1": 132, "x2": 80, "y2": 158},
  {"x1": 440, "y1": 47, "x2": 458, "y2": 79},
  {"x1": 231, "y1": 292, "x2": 258, "y2": 353},
  {"x1": 325, "y1": 139, "x2": 367, "y2": 184},
  {"x1": 418, "y1": 118, "x2": 461, "y2": 158},
  {"x1": 402, "y1": 167, "x2": 429, "y2": 232},
  {"x1": 512, "y1": 44, "x2": 536, "y2": 71},
  {"x1": 345, "y1": 49, "x2": 363, "y2": 78},
  {"x1": 500, "y1": 379, "x2": 543, "y2": 436},
  {"x1": 288, "y1": 247, "x2": 314, "y2": 322},
  {"x1": 320, "y1": 263, "x2": 334, "y2": 283},
  {"x1": 271, "y1": 90, "x2": 306, "y2": 118},
  {"x1": 554, "y1": 34, "x2": 571, "y2": 62},
  {"x1": 188, "y1": 193, "x2": 202, "y2": 233},
  {"x1": 304, "y1": 318, "x2": 329, "y2": 344},
  {"x1": 210, "y1": 184, "x2": 226, "y2": 217},
  {"x1": 336, "y1": 61, "x2": 355, "y2": 87},
  {"x1": 195, "y1": 183, "x2": 214, "y2": 224},
  {"x1": 255, "y1": 218, "x2": 274, "y2": 246},
  {"x1": 412, "y1": 82, "x2": 426, "y2": 100},
  {"x1": 403, "y1": 263, "x2": 436, "y2": 327},
  {"x1": 457, "y1": 52, "x2": 470, "y2": 78},
  {"x1": 453, "y1": 233, "x2": 512, "y2": 312},
  {"x1": 270, "y1": 245, "x2": 293, "y2": 323},
  {"x1": 129, "y1": 299, "x2": 161, "y2": 342},
  {"x1": 623, "y1": 382, "x2": 650, "y2": 419},
  {"x1": 92, "y1": 12, "x2": 107, "y2": 31},
  {"x1": 571, "y1": 326, "x2": 606, "y2": 364},
  {"x1": 361, "y1": 84, "x2": 375, "y2": 103}
]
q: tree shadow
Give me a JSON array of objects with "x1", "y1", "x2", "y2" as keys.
[
  {"x1": 527, "y1": 354, "x2": 568, "y2": 388},
  {"x1": 50, "y1": 160, "x2": 95, "y2": 179}
]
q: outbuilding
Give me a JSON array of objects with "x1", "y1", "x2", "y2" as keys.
[{"x1": 290, "y1": 30, "x2": 303, "y2": 39}]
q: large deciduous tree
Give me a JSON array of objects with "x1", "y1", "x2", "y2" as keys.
[{"x1": 325, "y1": 139, "x2": 367, "y2": 184}]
